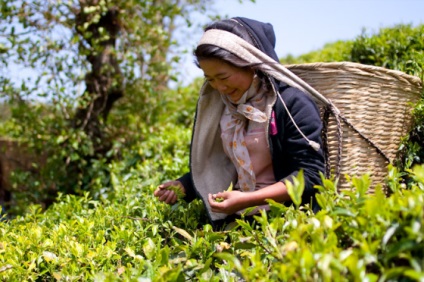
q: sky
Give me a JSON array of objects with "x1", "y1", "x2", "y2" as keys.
[{"x1": 177, "y1": 0, "x2": 424, "y2": 84}]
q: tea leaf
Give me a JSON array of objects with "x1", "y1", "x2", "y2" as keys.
[
  {"x1": 285, "y1": 170, "x2": 305, "y2": 208},
  {"x1": 0, "y1": 264, "x2": 13, "y2": 273},
  {"x1": 382, "y1": 223, "x2": 399, "y2": 247},
  {"x1": 167, "y1": 185, "x2": 185, "y2": 200},
  {"x1": 214, "y1": 182, "x2": 233, "y2": 202},
  {"x1": 172, "y1": 226, "x2": 193, "y2": 242}
]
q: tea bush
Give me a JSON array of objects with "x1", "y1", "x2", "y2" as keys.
[
  {"x1": 1, "y1": 123, "x2": 424, "y2": 280},
  {"x1": 1, "y1": 22, "x2": 424, "y2": 282}
]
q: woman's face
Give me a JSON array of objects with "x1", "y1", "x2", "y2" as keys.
[{"x1": 199, "y1": 58, "x2": 254, "y2": 103}]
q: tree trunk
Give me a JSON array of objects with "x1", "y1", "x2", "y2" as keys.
[{"x1": 73, "y1": 3, "x2": 123, "y2": 155}]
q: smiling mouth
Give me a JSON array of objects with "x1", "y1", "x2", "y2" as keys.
[{"x1": 226, "y1": 89, "x2": 236, "y2": 96}]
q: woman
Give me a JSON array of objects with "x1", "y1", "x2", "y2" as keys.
[{"x1": 154, "y1": 17, "x2": 325, "y2": 228}]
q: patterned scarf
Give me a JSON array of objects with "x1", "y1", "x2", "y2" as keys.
[{"x1": 220, "y1": 75, "x2": 272, "y2": 191}]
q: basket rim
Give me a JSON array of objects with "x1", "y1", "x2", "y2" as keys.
[{"x1": 285, "y1": 61, "x2": 423, "y2": 87}]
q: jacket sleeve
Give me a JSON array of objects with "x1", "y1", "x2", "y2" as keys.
[
  {"x1": 177, "y1": 172, "x2": 198, "y2": 203},
  {"x1": 271, "y1": 86, "x2": 325, "y2": 208}
]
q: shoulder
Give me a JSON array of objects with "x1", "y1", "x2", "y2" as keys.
[
  {"x1": 280, "y1": 86, "x2": 315, "y2": 105},
  {"x1": 275, "y1": 86, "x2": 320, "y2": 116}
]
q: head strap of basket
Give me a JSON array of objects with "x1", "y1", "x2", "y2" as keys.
[{"x1": 199, "y1": 29, "x2": 423, "y2": 191}]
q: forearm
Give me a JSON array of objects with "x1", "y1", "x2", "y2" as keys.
[
  {"x1": 209, "y1": 181, "x2": 292, "y2": 214},
  {"x1": 242, "y1": 181, "x2": 291, "y2": 207}
]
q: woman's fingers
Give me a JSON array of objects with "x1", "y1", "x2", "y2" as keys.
[
  {"x1": 159, "y1": 190, "x2": 171, "y2": 202},
  {"x1": 208, "y1": 191, "x2": 244, "y2": 214},
  {"x1": 154, "y1": 180, "x2": 185, "y2": 205},
  {"x1": 214, "y1": 191, "x2": 225, "y2": 198},
  {"x1": 154, "y1": 188, "x2": 164, "y2": 197},
  {"x1": 208, "y1": 194, "x2": 217, "y2": 211},
  {"x1": 208, "y1": 193, "x2": 226, "y2": 212},
  {"x1": 159, "y1": 189, "x2": 180, "y2": 204},
  {"x1": 170, "y1": 193, "x2": 177, "y2": 204},
  {"x1": 165, "y1": 191, "x2": 177, "y2": 204},
  {"x1": 158, "y1": 181, "x2": 173, "y2": 190}
]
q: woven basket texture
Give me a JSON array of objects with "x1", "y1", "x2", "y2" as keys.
[{"x1": 286, "y1": 62, "x2": 423, "y2": 193}]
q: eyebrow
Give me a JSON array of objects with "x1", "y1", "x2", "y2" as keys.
[{"x1": 204, "y1": 72, "x2": 229, "y2": 79}]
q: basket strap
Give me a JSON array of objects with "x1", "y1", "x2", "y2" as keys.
[
  {"x1": 334, "y1": 104, "x2": 343, "y2": 179},
  {"x1": 323, "y1": 103, "x2": 343, "y2": 180},
  {"x1": 322, "y1": 105, "x2": 331, "y2": 178}
]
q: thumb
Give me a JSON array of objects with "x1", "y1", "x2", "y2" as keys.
[
  {"x1": 158, "y1": 181, "x2": 174, "y2": 190},
  {"x1": 215, "y1": 191, "x2": 227, "y2": 198}
]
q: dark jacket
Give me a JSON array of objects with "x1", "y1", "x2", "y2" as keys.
[
  {"x1": 179, "y1": 84, "x2": 325, "y2": 210},
  {"x1": 179, "y1": 17, "x2": 325, "y2": 225}
]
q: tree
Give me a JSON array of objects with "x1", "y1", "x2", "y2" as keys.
[{"x1": 0, "y1": 0, "x2": 213, "y2": 213}]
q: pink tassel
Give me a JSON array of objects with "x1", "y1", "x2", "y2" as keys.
[{"x1": 270, "y1": 110, "x2": 278, "y2": 135}]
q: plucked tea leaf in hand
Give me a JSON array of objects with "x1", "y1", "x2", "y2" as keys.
[
  {"x1": 215, "y1": 182, "x2": 233, "y2": 202},
  {"x1": 227, "y1": 182, "x2": 233, "y2": 192},
  {"x1": 167, "y1": 185, "x2": 185, "y2": 200}
]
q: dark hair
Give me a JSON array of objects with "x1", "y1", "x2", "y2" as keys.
[
  {"x1": 194, "y1": 19, "x2": 273, "y2": 90},
  {"x1": 194, "y1": 44, "x2": 252, "y2": 68},
  {"x1": 194, "y1": 19, "x2": 257, "y2": 68}
]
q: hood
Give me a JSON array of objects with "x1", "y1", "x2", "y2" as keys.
[{"x1": 233, "y1": 17, "x2": 280, "y2": 63}]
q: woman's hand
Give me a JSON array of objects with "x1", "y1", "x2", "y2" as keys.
[
  {"x1": 208, "y1": 190, "x2": 248, "y2": 214},
  {"x1": 154, "y1": 180, "x2": 185, "y2": 205},
  {"x1": 208, "y1": 182, "x2": 291, "y2": 215}
]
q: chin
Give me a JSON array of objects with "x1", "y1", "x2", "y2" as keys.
[{"x1": 229, "y1": 95, "x2": 241, "y2": 103}]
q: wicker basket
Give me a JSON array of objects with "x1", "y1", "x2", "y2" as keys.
[{"x1": 286, "y1": 62, "x2": 423, "y2": 192}]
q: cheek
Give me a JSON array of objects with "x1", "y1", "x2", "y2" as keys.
[
  {"x1": 244, "y1": 77, "x2": 253, "y2": 89},
  {"x1": 236, "y1": 74, "x2": 253, "y2": 91}
]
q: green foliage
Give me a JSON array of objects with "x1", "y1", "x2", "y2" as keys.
[
  {"x1": 350, "y1": 24, "x2": 424, "y2": 79},
  {"x1": 1, "y1": 144, "x2": 424, "y2": 280},
  {"x1": 1, "y1": 6, "x2": 424, "y2": 281},
  {"x1": 0, "y1": 0, "x2": 209, "y2": 214},
  {"x1": 281, "y1": 40, "x2": 353, "y2": 65},
  {"x1": 0, "y1": 102, "x2": 10, "y2": 122},
  {"x1": 285, "y1": 170, "x2": 305, "y2": 208},
  {"x1": 281, "y1": 24, "x2": 424, "y2": 79},
  {"x1": 398, "y1": 101, "x2": 424, "y2": 171}
]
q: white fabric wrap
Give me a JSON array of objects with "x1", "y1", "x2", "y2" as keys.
[
  {"x1": 198, "y1": 29, "x2": 331, "y2": 106},
  {"x1": 191, "y1": 83, "x2": 235, "y2": 221},
  {"x1": 192, "y1": 29, "x2": 328, "y2": 221}
]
